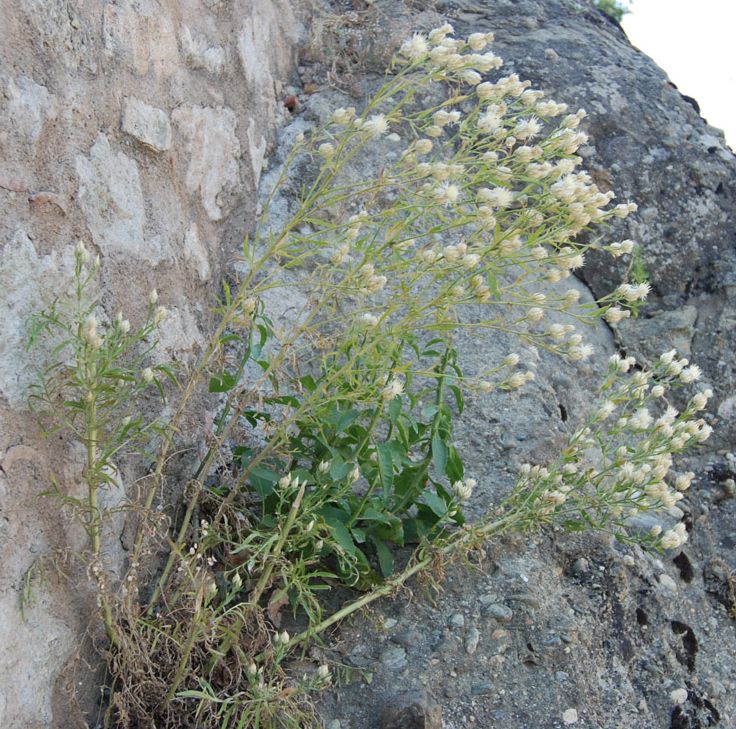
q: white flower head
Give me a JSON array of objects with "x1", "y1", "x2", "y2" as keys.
[
  {"x1": 381, "y1": 377, "x2": 404, "y2": 401},
  {"x1": 360, "y1": 312, "x2": 380, "y2": 327},
  {"x1": 477, "y1": 186, "x2": 514, "y2": 208},
  {"x1": 400, "y1": 33, "x2": 429, "y2": 60},
  {"x1": 434, "y1": 183, "x2": 460, "y2": 205},
  {"x1": 467, "y1": 32, "x2": 489, "y2": 51},
  {"x1": 452, "y1": 479, "x2": 474, "y2": 501},
  {"x1": 363, "y1": 113, "x2": 389, "y2": 138},
  {"x1": 318, "y1": 142, "x2": 336, "y2": 159},
  {"x1": 75, "y1": 240, "x2": 91, "y2": 263},
  {"x1": 414, "y1": 138, "x2": 433, "y2": 155},
  {"x1": 332, "y1": 106, "x2": 356, "y2": 125}
]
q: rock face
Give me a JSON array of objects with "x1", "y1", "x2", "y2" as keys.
[
  {"x1": 0, "y1": 1, "x2": 302, "y2": 726},
  {"x1": 289, "y1": 1, "x2": 735, "y2": 728}
]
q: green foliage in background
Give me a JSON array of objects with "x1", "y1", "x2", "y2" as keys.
[{"x1": 592, "y1": 0, "x2": 632, "y2": 22}]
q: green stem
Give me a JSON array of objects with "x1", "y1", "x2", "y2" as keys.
[
  {"x1": 85, "y1": 359, "x2": 118, "y2": 646},
  {"x1": 393, "y1": 346, "x2": 452, "y2": 514},
  {"x1": 146, "y1": 481, "x2": 202, "y2": 614},
  {"x1": 208, "y1": 481, "x2": 307, "y2": 670},
  {"x1": 165, "y1": 589, "x2": 205, "y2": 703},
  {"x1": 282, "y1": 511, "x2": 516, "y2": 652}
]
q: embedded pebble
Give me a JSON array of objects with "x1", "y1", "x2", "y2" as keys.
[
  {"x1": 465, "y1": 627, "x2": 481, "y2": 655},
  {"x1": 483, "y1": 603, "x2": 513, "y2": 622},
  {"x1": 384, "y1": 618, "x2": 398, "y2": 629},
  {"x1": 562, "y1": 708, "x2": 579, "y2": 724},
  {"x1": 380, "y1": 646, "x2": 407, "y2": 670},
  {"x1": 448, "y1": 613, "x2": 465, "y2": 628},
  {"x1": 659, "y1": 574, "x2": 678, "y2": 592},
  {"x1": 572, "y1": 557, "x2": 590, "y2": 575},
  {"x1": 670, "y1": 688, "x2": 688, "y2": 705},
  {"x1": 380, "y1": 689, "x2": 442, "y2": 729}
]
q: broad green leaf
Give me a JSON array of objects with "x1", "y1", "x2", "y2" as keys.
[
  {"x1": 327, "y1": 521, "x2": 356, "y2": 556},
  {"x1": 249, "y1": 465, "x2": 280, "y2": 497},
  {"x1": 431, "y1": 433, "x2": 447, "y2": 478},
  {"x1": 208, "y1": 372, "x2": 237, "y2": 393},
  {"x1": 371, "y1": 537, "x2": 394, "y2": 577},
  {"x1": 422, "y1": 489, "x2": 447, "y2": 517},
  {"x1": 376, "y1": 442, "x2": 394, "y2": 496},
  {"x1": 360, "y1": 505, "x2": 392, "y2": 524}
]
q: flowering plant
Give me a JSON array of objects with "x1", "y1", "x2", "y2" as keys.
[{"x1": 27, "y1": 23, "x2": 711, "y2": 728}]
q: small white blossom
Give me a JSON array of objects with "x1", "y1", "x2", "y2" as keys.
[
  {"x1": 605, "y1": 307, "x2": 630, "y2": 324},
  {"x1": 452, "y1": 479, "x2": 474, "y2": 501},
  {"x1": 615, "y1": 282, "x2": 650, "y2": 302},
  {"x1": 363, "y1": 113, "x2": 389, "y2": 138},
  {"x1": 318, "y1": 142, "x2": 335, "y2": 159},
  {"x1": 332, "y1": 107, "x2": 356, "y2": 124},
  {"x1": 477, "y1": 186, "x2": 514, "y2": 208},
  {"x1": 400, "y1": 33, "x2": 429, "y2": 60},
  {"x1": 679, "y1": 365, "x2": 702, "y2": 383},
  {"x1": 467, "y1": 32, "x2": 489, "y2": 50},
  {"x1": 414, "y1": 138, "x2": 433, "y2": 154},
  {"x1": 360, "y1": 312, "x2": 380, "y2": 327},
  {"x1": 381, "y1": 378, "x2": 404, "y2": 401}
]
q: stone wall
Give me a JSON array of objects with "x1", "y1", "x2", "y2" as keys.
[{"x1": 0, "y1": 2, "x2": 303, "y2": 726}]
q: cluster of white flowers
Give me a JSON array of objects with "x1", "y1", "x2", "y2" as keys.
[
  {"x1": 451, "y1": 477, "x2": 477, "y2": 501},
  {"x1": 512, "y1": 350, "x2": 713, "y2": 549},
  {"x1": 82, "y1": 314, "x2": 103, "y2": 350}
]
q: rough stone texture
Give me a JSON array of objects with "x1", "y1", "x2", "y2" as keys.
[
  {"x1": 287, "y1": 1, "x2": 736, "y2": 728},
  {"x1": 0, "y1": 1, "x2": 302, "y2": 726},
  {"x1": 121, "y1": 96, "x2": 172, "y2": 153},
  {"x1": 172, "y1": 105, "x2": 242, "y2": 222}
]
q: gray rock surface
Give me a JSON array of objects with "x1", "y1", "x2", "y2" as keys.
[{"x1": 281, "y1": 1, "x2": 736, "y2": 727}]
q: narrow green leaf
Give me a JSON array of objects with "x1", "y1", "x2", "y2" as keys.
[{"x1": 388, "y1": 396, "x2": 401, "y2": 425}]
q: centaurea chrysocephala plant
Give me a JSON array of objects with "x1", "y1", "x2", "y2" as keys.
[{"x1": 28, "y1": 23, "x2": 712, "y2": 729}]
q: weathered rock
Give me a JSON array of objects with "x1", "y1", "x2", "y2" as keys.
[
  {"x1": 380, "y1": 689, "x2": 442, "y2": 729},
  {"x1": 0, "y1": 231, "x2": 75, "y2": 405},
  {"x1": 180, "y1": 25, "x2": 227, "y2": 75},
  {"x1": 102, "y1": 0, "x2": 179, "y2": 77},
  {"x1": 3, "y1": 77, "x2": 58, "y2": 147},
  {"x1": 172, "y1": 105, "x2": 241, "y2": 221},
  {"x1": 314, "y1": 2, "x2": 736, "y2": 729},
  {"x1": 76, "y1": 134, "x2": 168, "y2": 261},
  {"x1": 121, "y1": 97, "x2": 172, "y2": 152}
]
